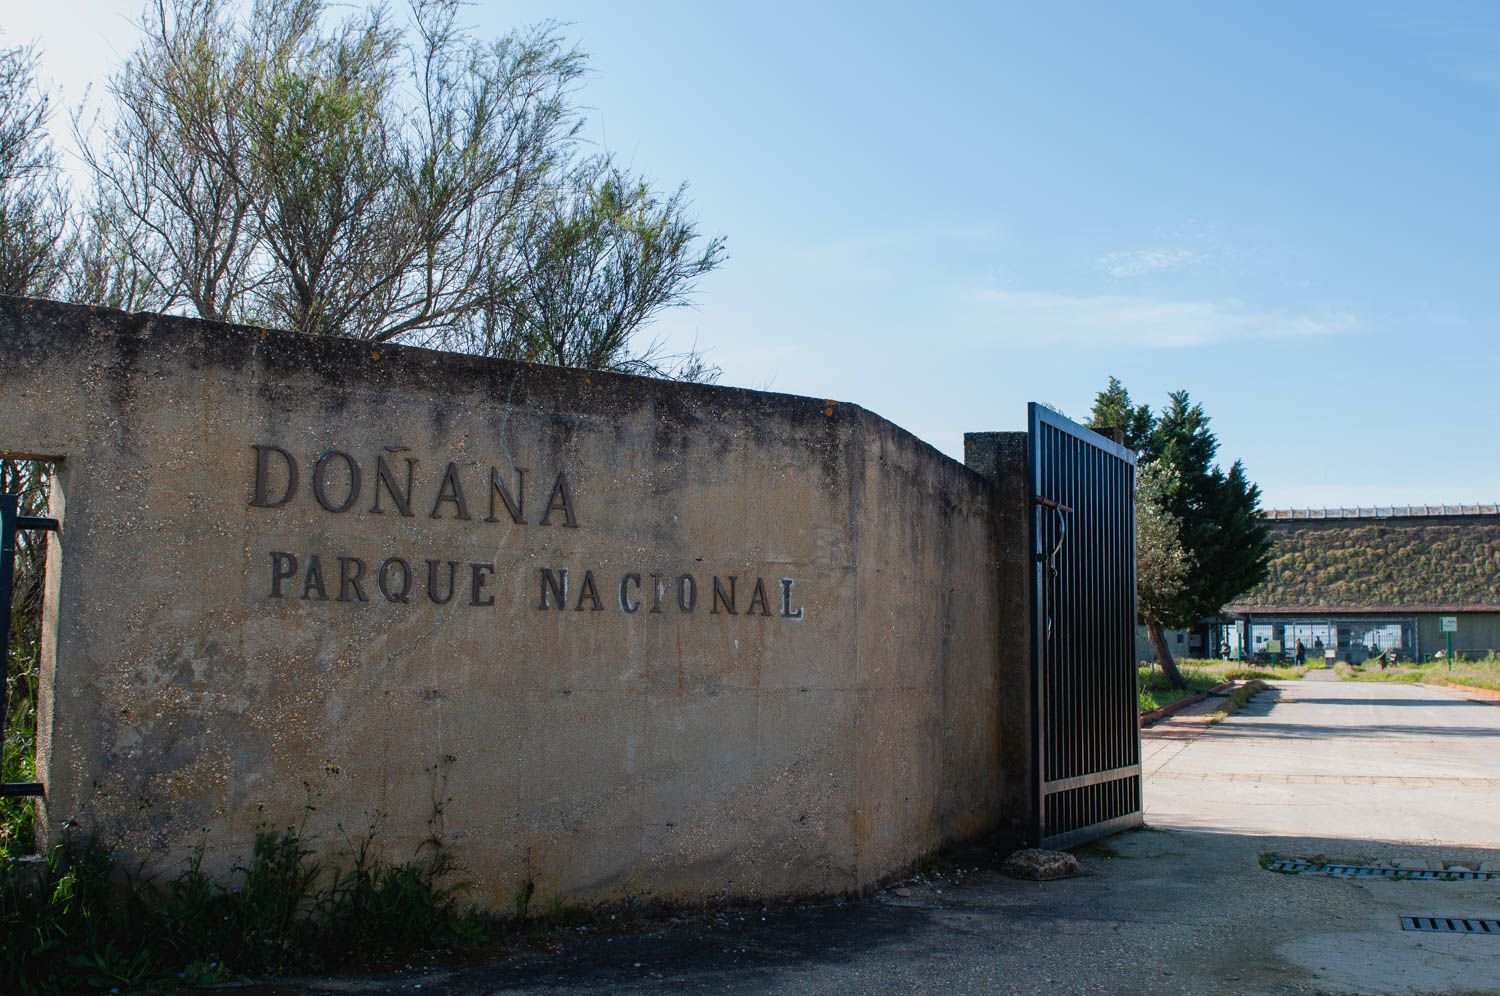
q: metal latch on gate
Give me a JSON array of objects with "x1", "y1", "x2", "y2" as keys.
[
  {"x1": 1034, "y1": 496, "x2": 1072, "y2": 643},
  {"x1": 0, "y1": 493, "x2": 58, "y2": 799},
  {"x1": 1034, "y1": 495, "x2": 1072, "y2": 565}
]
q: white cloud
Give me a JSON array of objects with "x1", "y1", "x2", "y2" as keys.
[
  {"x1": 1097, "y1": 247, "x2": 1202, "y2": 277},
  {"x1": 966, "y1": 288, "x2": 1360, "y2": 348}
]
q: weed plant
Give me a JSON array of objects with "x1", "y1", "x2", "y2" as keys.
[
  {"x1": 0, "y1": 826, "x2": 486, "y2": 992},
  {"x1": 1341, "y1": 654, "x2": 1500, "y2": 692},
  {"x1": 1206, "y1": 679, "x2": 1270, "y2": 724},
  {"x1": 1136, "y1": 665, "x2": 1223, "y2": 714},
  {"x1": 1169, "y1": 657, "x2": 1308, "y2": 681},
  {"x1": 1, "y1": 638, "x2": 39, "y2": 856}
]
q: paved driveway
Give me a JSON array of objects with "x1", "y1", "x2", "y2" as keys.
[
  {"x1": 1145, "y1": 678, "x2": 1500, "y2": 843},
  {"x1": 278, "y1": 679, "x2": 1500, "y2": 995}
]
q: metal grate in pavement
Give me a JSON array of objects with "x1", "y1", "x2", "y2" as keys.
[
  {"x1": 1400, "y1": 915, "x2": 1500, "y2": 934},
  {"x1": 1266, "y1": 858, "x2": 1497, "y2": 881}
]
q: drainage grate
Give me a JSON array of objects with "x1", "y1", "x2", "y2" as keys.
[
  {"x1": 1266, "y1": 859, "x2": 1497, "y2": 882},
  {"x1": 1401, "y1": 915, "x2": 1500, "y2": 935}
]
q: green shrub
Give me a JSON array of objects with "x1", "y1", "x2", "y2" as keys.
[
  {"x1": 1137, "y1": 665, "x2": 1223, "y2": 714},
  {"x1": 1, "y1": 639, "x2": 40, "y2": 857},
  {"x1": 0, "y1": 826, "x2": 485, "y2": 992}
]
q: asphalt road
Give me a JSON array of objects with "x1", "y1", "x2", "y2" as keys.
[
  {"x1": 1145, "y1": 677, "x2": 1500, "y2": 845},
  {"x1": 261, "y1": 680, "x2": 1500, "y2": 995}
]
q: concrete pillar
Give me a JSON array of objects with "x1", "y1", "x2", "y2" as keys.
[{"x1": 963, "y1": 431, "x2": 1035, "y2": 849}]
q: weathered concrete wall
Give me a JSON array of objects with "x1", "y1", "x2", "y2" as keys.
[
  {"x1": 0, "y1": 296, "x2": 1019, "y2": 904},
  {"x1": 961, "y1": 432, "x2": 1031, "y2": 849}
]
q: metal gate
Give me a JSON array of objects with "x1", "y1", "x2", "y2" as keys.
[{"x1": 1028, "y1": 403, "x2": 1142, "y2": 849}]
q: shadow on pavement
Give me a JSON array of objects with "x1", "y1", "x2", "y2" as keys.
[{"x1": 252, "y1": 828, "x2": 1500, "y2": 995}]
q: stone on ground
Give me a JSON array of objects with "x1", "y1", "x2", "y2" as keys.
[{"x1": 1002, "y1": 848, "x2": 1080, "y2": 881}]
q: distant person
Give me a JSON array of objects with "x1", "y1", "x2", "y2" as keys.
[
  {"x1": 1219, "y1": 641, "x2": 1230, "y2": 660},
  {"x1": 1295, "y1": 638, "x2": 1306, "y2": 665}
]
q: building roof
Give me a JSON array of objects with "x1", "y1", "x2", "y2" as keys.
[
  {"x1": 1227, "y1": 515, "x2": 1500, "y2": 613},
  {"x1": 1224, "y1": 604, "x2": 1500, "y2": 616},
  {"x1": 1262, "y1": 504, "x2": 1500, "y2": 520}
]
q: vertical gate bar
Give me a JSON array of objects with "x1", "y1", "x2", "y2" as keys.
[
  {"x1": 1086, "y1": 444, "x2": 1097, "y2": 809},
  {"x1": 1051, "y1": 425, "x2": 1061, "y2": 787},
  {"x1": 1098, "y1": 447, "x2": 1110, "y2": 792},
  {"x1": 1075, "y1": 435, "x2": 1086, "y2": 784},
  {"x1": 1080, "y1": 444, "x2": 1092, "y2": 834},
  {"x1": 1098, "y1": 446, "x2": 1107, "y2": 804},
  {"x1": 1122, "y1": 456, "x2": 1130, "y2": 771},
  {"x1": 1066, "y1": 432, "x2": 1078, "y2": 781},
  {"x1": 1104, "y1": 451, "x2": 1113, "y2": 782},
  {"x1": 1110, "y1": 454, "x2": 1121, "y2": 774},
  {"x1": 1118, "y1": 456, "x2": 1129, "y2": 771},
  {"x1": 1120, "y1": 457, "x2": 1130, "y2": 771},
  {"x1": 1058, "y1": 430, "x2": 1069, "y2": 787},
  {"x1": 1126, "y1": 459, "x2": 1137, "y2": 767},
  {"x1": 1096, "y1": 448, "x2": 1107, "y2": 820},
  {"x1": 1044, "y1": 419, "x2": 1056, "y2": 823},
  {"x1": 1105, "y1": 452, "x2": 1114, "y2": 792},
  {"x1": 1098, "y1": 447, "x2": 1110, "y2": 780},
  {"x1": 1128, "y1": 462, "x2": 1134, "y2": 768},
  {"x1": 1087, "y1": 441, "x2": 1095, "y2": 793},
  {"x1": 1030, "y1": 404, "x2": 1046, "y2": 844},
  {"x1": 1051, "y1": 425, "x2": 1062, "y2": 788}
]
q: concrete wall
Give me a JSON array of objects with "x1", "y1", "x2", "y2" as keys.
[{"x1": 0, "y1": 296, "x2": 1020, "y2": 905}]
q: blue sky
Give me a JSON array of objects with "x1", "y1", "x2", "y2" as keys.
[{"x1": 11, "y1": 2, "x2": 1500, "y2": 507}]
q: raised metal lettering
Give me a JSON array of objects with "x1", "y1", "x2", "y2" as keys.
[
  {"x1": 427, "y1": 559, "x2": 459, "y2": 604},
  {"x1": 469, "y1": 562, "x2": 496, "y2": 606},
  {"x1": 576, "y1": 570, "x2": 604, "y2": 611},
  {"x1": 378, "y1": 557, "x2": 413, "y2": 603},
  {"x1": 711, "y1": 576, "x2": 737, "y2": 615},
  {"x1": 312, "y1": 451, "x2": 362, "y2": 513},
  {"x1": 251, "y1": 445, "x2": 298, "y2": 508},
  {"x1": 539, "y1": 567, "x2": 568, "y2": 610},
  {"x1": 302, "y1": 555, "x2": 329, "y2": 600},
  {"x1": 620, "y1": 573, "x2": 641, "y2": 613},
  {"x1": 430, "y1": 462, "x2": 472, "y2": 520},
  {"x1": 540, "y1": 472, "x2": 578, "y2": 527},
  {"x1": 336, "y1": 556, "x2": 368, "y2": 602},
  {"x1": 370, "y1": 453, "x2": 416, "y2": 516},
  {"x1": 269, "y1": 551, "x2": 298, "y2": 597},
  {"x1": 779, "y1": 578, "x2": 804, "y2": 619},
  {"x1": 486, "y1": 467, "x2": 526, "y2": 524},
  {"x1": 747, "y1": 577, "x2": 772, "y2": 616}
]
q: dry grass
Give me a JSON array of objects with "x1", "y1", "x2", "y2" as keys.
[
  {"x1": 1341, "y1": 655, "x2": 1500, "y2": 693},
  {"x1": 1207, "y1": 680, "x2": 1271, "y2": 725}
]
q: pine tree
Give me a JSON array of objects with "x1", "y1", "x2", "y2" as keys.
[
  {"x1": 1089, "y1": 383, "x2": 1272, "y2": 687},
  {"x1": 1087, "y1": 376, "x2": 1154, "y2": 453}
]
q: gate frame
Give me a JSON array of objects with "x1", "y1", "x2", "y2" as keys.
[
  {"x1": 1027, "y1": 402, "x2": 1142, "y2": 850},
  {"x1": 0, "y1": 492, "x2": 57, "y2": 798}
]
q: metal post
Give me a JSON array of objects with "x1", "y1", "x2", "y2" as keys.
[{"x1": 0, "y1": 493, "x2": 58, "y2": 798}]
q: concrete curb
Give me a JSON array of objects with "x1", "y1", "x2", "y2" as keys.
[
  {"x1": 1139, "y1": 681, "x2": 1236, "y2": 726},
  {"x1": 1442, "y1": 681, "x2": 1500, "y2": 702}
]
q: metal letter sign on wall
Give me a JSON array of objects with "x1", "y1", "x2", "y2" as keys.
[
  {"x1": 0, "y1": 493, "x2": 57, "y2": 798},
  {"x1": 1028, "y1": 403, "x2": 1142, "y2": 849}
]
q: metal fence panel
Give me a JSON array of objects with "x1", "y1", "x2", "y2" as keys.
[{"x1": 1028, "y1": 404, "x2": 1141, "y2": 849}]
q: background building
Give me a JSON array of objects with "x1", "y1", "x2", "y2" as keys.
[{"x1": 1222, "y1": 505, "x2": 1500, "y2": 662}]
